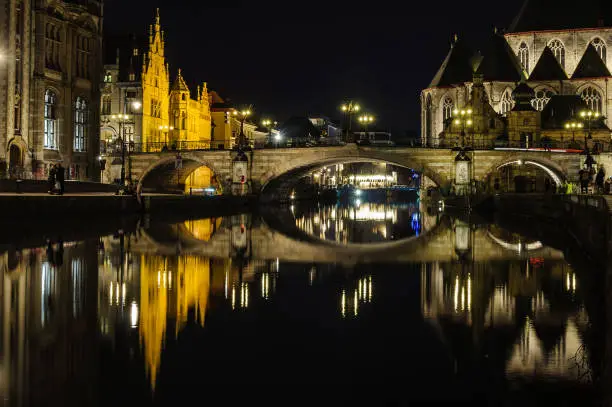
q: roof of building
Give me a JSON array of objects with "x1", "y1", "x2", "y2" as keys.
[
  {"x1": 571, "y1": 44, "x2": 612, "y2": 79},
  {"x1": 428, "y1": 37, "x2": 475, "y2": 88},
  {"x1": 540, "y1": 95, "x2": 609, "y2": 129},
  {"x1": 528, "y1": 46, "x2": 567, "y2": 81},
  {"x1": 103, "y1": 34, "x2": 148, "y2": 82},
  {"x1": 171, "y1": 69, "x2": 190, "y2": 92},
  {"x1": 508, "y1": 0, "x2": 612, "y2": 32},
  {"x1": 511, "y1": 82, "x2": 536, "y2": 111},
  {"x1": 477, "y1": 31, "x2": 526, "y2": 82}
]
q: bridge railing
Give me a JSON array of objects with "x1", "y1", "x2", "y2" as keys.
[{"x1": 427, "y1": 139, "x2": 612, "y2": 152}]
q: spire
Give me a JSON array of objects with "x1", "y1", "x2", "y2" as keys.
[
  {"x1": 155, "y1": 8, "x2": 161, "y2": 27},
  {"x1": 428, "y1": 37, "x2": 474, "y2": 88},
  {"x1": 171, "y1": 69, "x2": 189, "y2": 92},
  {"x1": 511, "y1": 81, "x2": 536, "y2": 111}
]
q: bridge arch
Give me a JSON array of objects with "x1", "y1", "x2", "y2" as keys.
[
  {"x1": 137, "y1": 154, "x2": 226, "y2": 194},
  {"x1": 257, "y1": 148, "x2": 450, "y2": 200},
  {"x1": 482, "y1": 154, "x2": 568, "y2": 187}
]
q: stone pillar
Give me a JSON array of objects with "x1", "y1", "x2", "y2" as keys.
[{"x1": 231, "y1": 150, "x2": 250, "y2": 196}]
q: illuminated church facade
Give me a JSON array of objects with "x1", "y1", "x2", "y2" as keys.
[{"x1": 421, "y1": 0, "x2": 612, "y2": 148}]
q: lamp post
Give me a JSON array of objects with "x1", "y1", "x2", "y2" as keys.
[
  {"x1": 233, "y1": 107, "x2": 252, "y2": 151},
  {"x1": 262, "y1": 119, "x2": 278, "y2": 148},
  {"x1": 357, "y1": 114, "x2": 374, "y2": 144},
  {"x1": 340, "y1": 101, "x2": 361, "y2": 143},
  {"x1": 111, "y1": 113, "x2": 131, "y2": 187},
  {"x1": 451, "y1": 107, "x2": 474, "y2": 196},
  {"x1": 158, "y1": 125, "x2": 174, "y2": 150},
  {"x1": 564, "y1": 120, "x2": 583, "y2": 146},
  {"x1": 580, "y1": 109, "x2": 600, "y2": 168}
]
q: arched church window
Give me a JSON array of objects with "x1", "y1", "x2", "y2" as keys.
[
  {"x1": 182, "y1": 94, "x2": 186, "y2": 101},
  {"x1": 500, "y1": 89, "x2": 514, "y2": 115},
  {"x1": 531, "y1": 89, "x2": 555, "y2": 111},
  {"x1": 442, "y1": 97, "x2": 454, "y2": 122},
  {"x1": 425, "y1": 95, "x2": 432, "y2": 142},
  {"x1": 548, "y1": 39, "x2": 565, "y2": 69},
  {"x1": 44, "y1": 90, "x2": 57, "y2": 149},
  {"x1": 592, "y1": 37, "x2": 607, "y2": 61},
  {"x1": 181, "y1": 112, "x2": 186, "y2": 130},
  {"x1": 518, "y1": 42, "x2": 529, "y2": 72},
  {"x1": 580, "y1": 86, "x2": 603, "y2": 113}
]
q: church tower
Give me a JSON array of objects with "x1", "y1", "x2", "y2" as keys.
[
  {"x1": 169, "y1": 69, "x2": 190, "y2": 147},
  {"x1": 507, "y1": 82, "x2": 541, "y2": 147}
]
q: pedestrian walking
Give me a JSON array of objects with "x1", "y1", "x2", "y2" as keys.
[
  {"x1": 48, "y1": 164, "x2": 57, "y2": 194},
  {"x1": 56, "y1": 163, "x2": 65, "y2": 195}
]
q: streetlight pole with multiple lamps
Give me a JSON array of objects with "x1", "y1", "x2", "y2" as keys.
[
  {"x1": 234, "y1": 108, "x2": 252, "y2": 150},
  {"x1": 262, "y1": 119, "x2": 279, "y2": 147},
  {"x1": 357, "y1": 114, "x2": 374, "y2": 143},
  {"x1": 340, "y1": 101, "x2": 360, "y2": 143}
]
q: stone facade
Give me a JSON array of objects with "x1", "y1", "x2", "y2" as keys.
[
  {"x1": 422, "y1": 27, "x2": 612, "y2": 147},
  {"x1": 100, "y1": 9, "x2": 214, "y2": 184},
  {"x1": 0, "y1": 0, "x2": 103, "y2": 181}
]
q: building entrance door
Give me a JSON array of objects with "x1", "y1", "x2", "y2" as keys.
[{"x1": 9, "y1": 144, "x2": 23, "y2": 179}]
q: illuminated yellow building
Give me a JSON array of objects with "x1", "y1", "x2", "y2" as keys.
[{"x1": 101, "y1": 9, "x2": 212, "y2": 184}]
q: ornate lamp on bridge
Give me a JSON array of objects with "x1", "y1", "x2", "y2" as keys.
[
  {"x1": 262, "y1": 119, "x2": 278, "y2": 147},
  {"x1": 579, "y1": 109, "x2": 601, "y2": 171},
  {"x1": 358, "y1": 114, "x2": 374, "y2": 143},
  {"x1": 233, "y1": 107, "x2": 252, "y2": 151},
  {"x1": 451, "y1": 107, "x2": 474, "y2": 195},
  {"x1": 340, "y1": 101, "x2": 360, "y2": 143}
]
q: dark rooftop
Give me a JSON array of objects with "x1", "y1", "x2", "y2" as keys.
[
  {"x1": 428, "y1": 37, "x2": 475, "y2": 88},
  {"x1": 541, "y1": 95, "x2": 609, "y2": 129},
  {"x1": 477, "y1": 31, "x2": 526, "y2": 82},
  {"x1": 571, "y1": 44, "x2": 611, "y2": 79},
  {"x1": 529, "y1": 46, "x2": 567, "y2": 81}
]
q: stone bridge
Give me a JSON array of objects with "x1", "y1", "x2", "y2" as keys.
[
  {"x1": 129, "y1": 215, "x2": 565, "y2": 265},
  {"x1": 127, "y1": 145, "x2": 586, "y2": 196}
]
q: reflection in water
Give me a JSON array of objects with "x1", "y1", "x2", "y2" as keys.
[
  {"x1": 293, "y1": 200, "x2": 426, "y2": 244},
  {"x1": 0, "y1": 211, "x2": 604, "y2": 405}
]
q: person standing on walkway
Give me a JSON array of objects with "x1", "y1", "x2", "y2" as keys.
[
  {"x1": 596, "y1": 167, "x2": 605, "y2": 194},
  {"x1": 579, "y1": 167, "x2": 590, "y2": 194},
  {"x1": 56, "y1": 163, "x2": 65, "y2": 195},
  {"x1": 48, "y1": 164, "x2": 57, "y2": 194}
]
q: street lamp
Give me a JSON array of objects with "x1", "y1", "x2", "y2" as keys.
[
  {"x1": 262, "y1": 119, "x2": 278, "y2": 148},
  {"x1": 158, "y1": 125, "x2": 174, "y2": 149},
  {"x1": 579, "y1": 109, "x2": 601, "y2": 170},
  {"x1": 233, "y1": 107, "x2": 252, "y2": 150},
  {"x1": 340, "y1": 101, "x2": 361, "y2": 143},
  {"x1": 111, "y1": 113, "x2": 132, "y2": 187},
  {"x1": 451, "y1": 107, "x2": 474, "y2": 196},
  {"x1": 358, "y1": 114, "x2": 374, "y2": 143},
  {"x1": 564, "y1": 120, "x2": 584, "y2": 146}
]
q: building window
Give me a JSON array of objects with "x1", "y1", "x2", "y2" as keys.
[
  {"x1": 104, "y1": 72, "x2": 112, "y2": 83},
  {"x1": 44, "y1": 90, "x2": 57, "y2": 149},
  {"x1": 45, "y1": 24, "x2": 61, "y2": 70},
  {"x1": 580, "y1": 86, "x2": 603, "y2": 113},
  {"x1": 173, "y1": 111, "x2": 180, "y2": 128},
  {"x1": 76, "y1": 36, "x2": 90, "y2": 79},
  {"x1": 181, "y1": 112, "x2": 186, "y2": 130},
  {"x1": 133, "y1": 48, "x2": 139, "y2": 56},
  {"x1": 592, "y1": 37, "x2": 607, "y2": 61},
  {"x1": 124, "y1": 125, "x2": 134, "y2": 143},
  {"x1": 500, "y1": 89, "x2": 514, "y2": 115},
  {"x1": 548, "y1": 39, "x2": 565, "y2": 69},
  {"x1": 182, "y1": 94, "x2": 186, "y2": 101},
  {"x1": 531, "y1": 89, "x2": 555, "y2": 111},
  {"x1": 442, "y1": 97, "x2": 454, "y2": 122},
  {"x1": 425, "y1": 95, "x2": 432, "y2": 143},
  {"x1": 518, "y1": 42, "x2": 529, "y2": 72},
  {"x1": 102, "y1": 95, "x2": 111, "y2": 115},
  {"x1": 74, "y1": 97, "x2": 88, "y2": 152},
  {"x1": 129, "y1": 73, "x2": 136, "y2": 81}
]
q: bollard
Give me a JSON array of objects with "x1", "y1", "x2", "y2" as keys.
[{"x1": 15, "y1": 179, "x2": 22, "y2": 194}]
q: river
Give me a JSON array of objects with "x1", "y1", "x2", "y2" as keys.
[{"x1": 0, "y1": 197, "x2": 606, "y2": 406}]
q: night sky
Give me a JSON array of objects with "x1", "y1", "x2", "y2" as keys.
[{"x1": 104, "y1": 0, "x2": 523, "y2": 136}]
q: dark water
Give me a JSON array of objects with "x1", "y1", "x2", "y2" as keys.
[{"x1": 0, "y1": 198, "x2": 607, "y2": 406}]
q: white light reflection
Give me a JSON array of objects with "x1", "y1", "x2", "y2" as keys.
[{"x1": 130, "y1": 301, "x2": 139, "y2": 328}]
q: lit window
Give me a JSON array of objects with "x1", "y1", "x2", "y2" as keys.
[
  {"x1": 74, "y1": 97, "x2": 88, "y2": 152},
  {"x1": 531, "y1": 89, "x2": 555, "y2": 111},
  {"x1": 591, "y1": 37, "x2": 607, "y2": 61},
  {"x1": 548, "y1": 39, "x2": 565, "y2": 69},
  {"x1": 580, "y1": 86, "x2": 603, "y2": 113},
  {"x1": 129, "y1": 73, "x2": 136, "y2": 81},
  {"x1": 518, "y1": 42, "x2": 529, "y2": 72},
  {"x1": 133, "y1": 48, "x2": 139, "y2": 56},
  {"x1": 500, "y1": 89, "x2": 514, "y2": 115},
  {"x1": 44, "y1": 90, "x2": 57, "y2": 149},
  {"x1": 442, "y1": 97, "x2": 454, "y2": 121}
]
